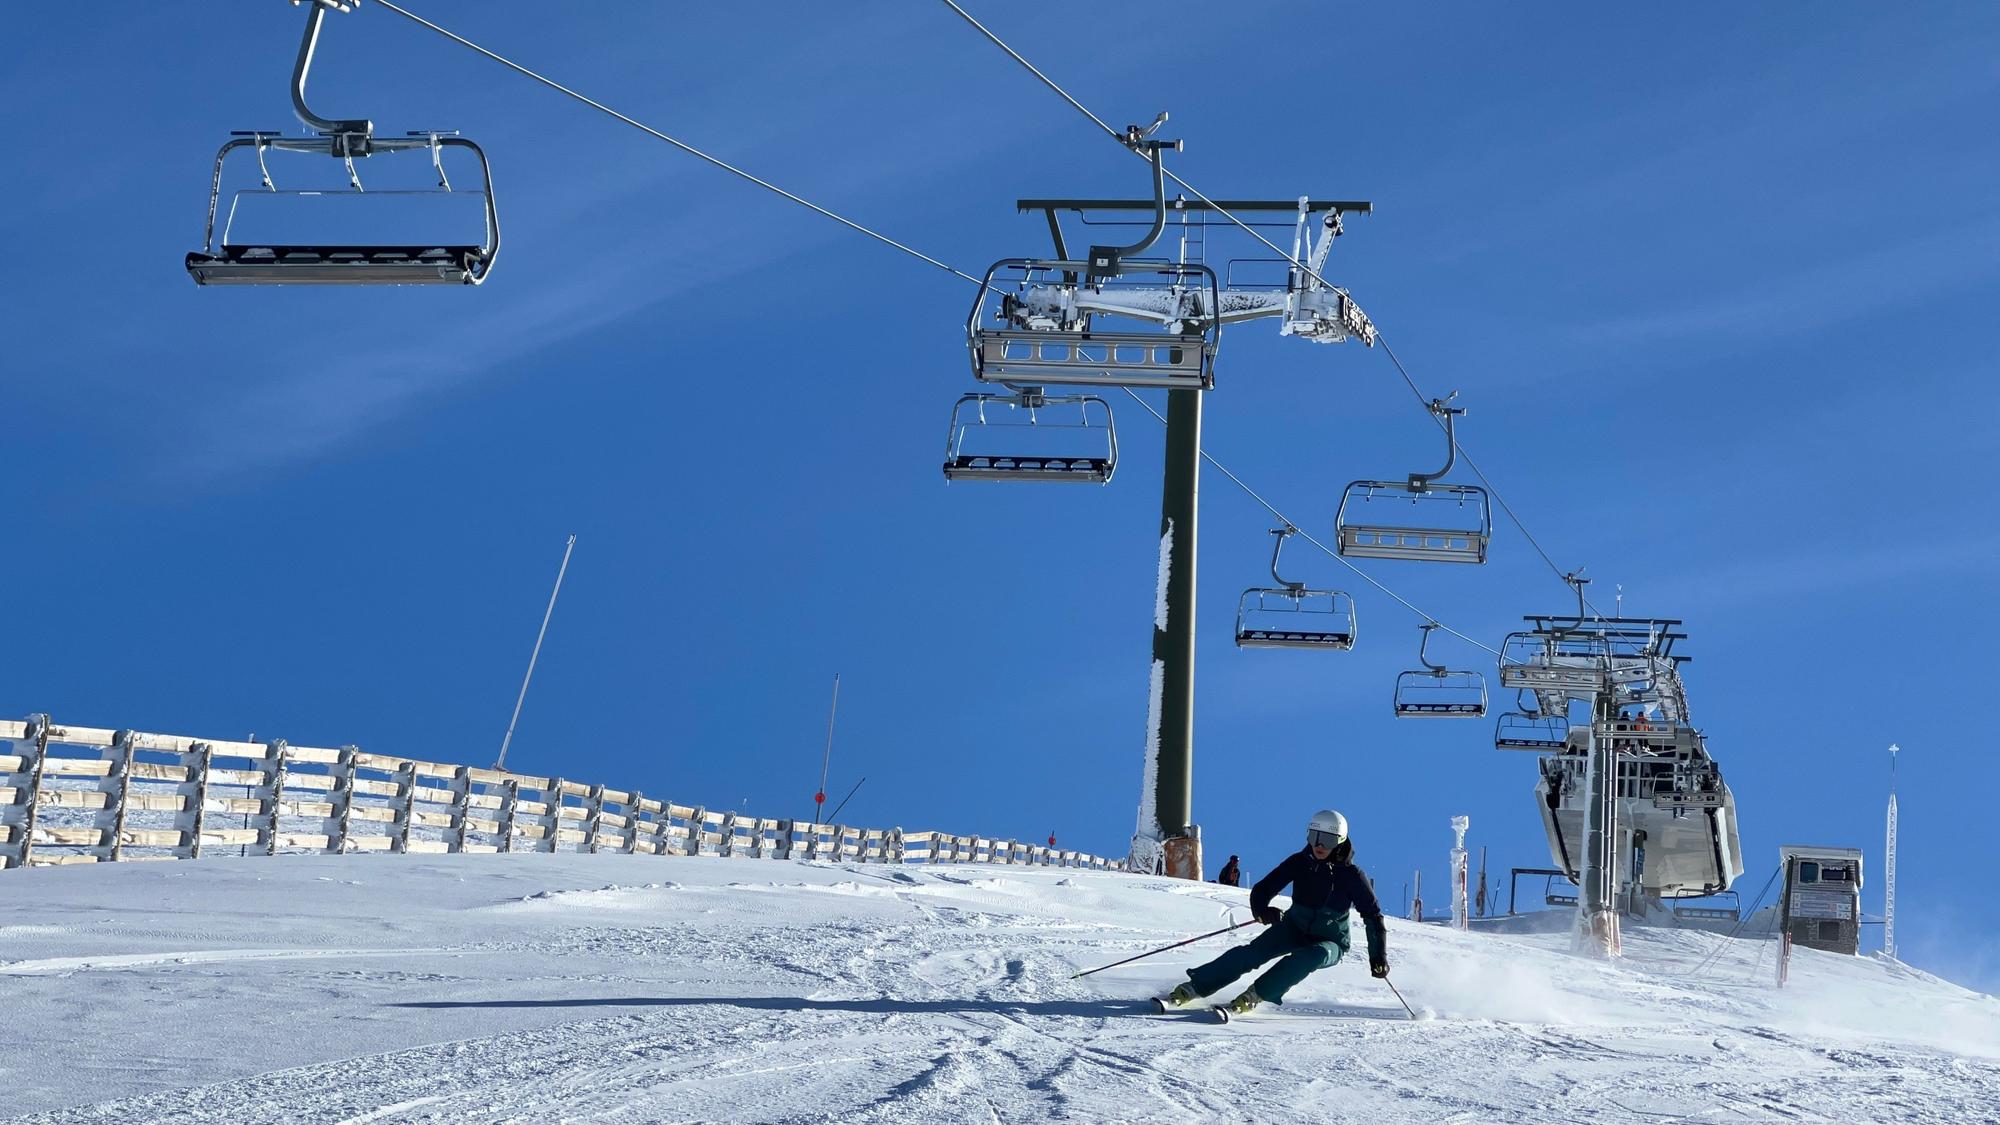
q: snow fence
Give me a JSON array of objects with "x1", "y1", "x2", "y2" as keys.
[{"x1": 0, "y1": 716, "x2": 1125, "y2": 872}]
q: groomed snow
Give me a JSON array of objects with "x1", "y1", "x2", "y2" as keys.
[{"x1": 1, "y1": 854, "x2": 1995, "y2": 1122}]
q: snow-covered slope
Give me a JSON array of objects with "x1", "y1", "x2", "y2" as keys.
[{"x1": 1, "y1": 855, "x2": 1994, "y2": 1122}]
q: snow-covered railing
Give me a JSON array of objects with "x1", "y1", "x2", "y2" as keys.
[{"x1": 0, "y1": 716, "x2": 1125, "y2": 873}]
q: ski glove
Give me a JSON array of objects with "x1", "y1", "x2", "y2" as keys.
[
  {"x1": 1370, "y1": 959, "x2": 1390, "y2": 979},
  {"x1": 1254, "y1": 906, "x2": 1282, "y2": 926}
]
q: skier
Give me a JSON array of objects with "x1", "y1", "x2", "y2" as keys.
[
  {"x1": 1160, "y1": 809, "x2": 1388, "y2": 1017},
  {"x1": 1216, "y1": 855, "x2": 1242, "y2": 887}
]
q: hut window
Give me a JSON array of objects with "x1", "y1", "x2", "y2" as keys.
[
  {"x1": 1819, "y1": 920, "x2": 1842, "y2": 942},
  {"x1": 1797, "y1": 861, "x2": 1819, "y2": 883}
]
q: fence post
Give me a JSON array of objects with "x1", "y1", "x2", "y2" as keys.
[
  {"x1": 686, "y1": 806, "x2": 706, "y2": 857},
  {"x1": 107, "y1": 730, "x2": 137, "y2": 863},
  {"x1": 328, "y1": 745, "x2": 359, "y2": 854},
  {"x1": 390, "y1": 761, "x2": 418, "y2": 854},
  {"x1": 888, "y1": 828, "x2": 904, "y2": 865},
  {"x1": 262, "y1": 740, "x2": 289, "y2": 856},
  {"x1": 186, "y1": 742, "x2": 215, "y2": 859},
  {"x1": 623, "y1": 792, "x2": 643, "y2": 855},
  {"x1": 583, "y1": 784, "x2": 606, "y2": 854},
  {"x1": 542, "y1": 778, "x2": 565, "y2": 853},
  {"x1": 718, "y1": 812, "x2": 737, "y2": 858},
  {"x1": 775, "y1": 819, "x2": 794, "y2": 860},
  {"x1": 6, "y1": 715, "x2": 52, "y2": 870},
  {"x1": 445, "y1": 765, "x2": 472, "y2": 854}
]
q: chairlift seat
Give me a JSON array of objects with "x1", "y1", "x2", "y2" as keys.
[
  {"x1": 942, "y1": 454, "x2": 1113, "y2": 483},
  {"x1": 1393, "y1": 668, "x2": 1487, "y2": 719},
  {"x1": 1397, "y1": 700, "x2": 1487, "y2": 717},
  {"x1": 1237, "y1": 627, "x2": 1355, "y2": 648},
  {"x1": 186, "y1": 244, "x2": 486, "y2": 285},
  {"x1": 1334, "y1": 482, "x2": 1491, "y2": 564},
  {"x1": 189, "y1": 133, "x2": 499, "y2": 287},
  {"x1": 1495, "y1": 710, "x2": 1569, "y2": 752},
  {"x1": 968, "y1": 258, "x2": 1221, "y2": 391},
  {"x1": 941, "y1": 392, "x2": 1116, "y2": 484},
  {"x1": 1234, "y1": 586, "x2": 1355, "y2": 651}
]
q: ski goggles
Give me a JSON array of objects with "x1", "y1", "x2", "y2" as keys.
[{"x1": 1306, "y1": 828, "x2": 1346, "y2": 851}]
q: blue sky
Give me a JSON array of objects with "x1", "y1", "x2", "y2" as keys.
[{"x1": 6, "y1": 4, "x2": 1997, "y2": 988}]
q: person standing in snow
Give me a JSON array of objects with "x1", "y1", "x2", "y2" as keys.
[
  {"x1": 1216, "y1": 856, "x2": 1242, "y2": 887},
  {"x1": 1161, "y1": 809, "x2": 1388, "y2": 1016}
]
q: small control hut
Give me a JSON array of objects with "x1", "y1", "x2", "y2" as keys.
[{"x1": 1779, "y1": 845, "x2": 1864, "y2": 954}]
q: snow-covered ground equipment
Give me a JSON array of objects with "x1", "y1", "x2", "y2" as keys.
[
  {"x1": 942, "y1": 391, "x2": 1117, "y2": 483},
  {"x1": 187, "y1": 1, "x2": 498, "y2": 285},
  {"x1": 1234, "y1": 527, "x2": 1356, "y2": 649},
  {"x1": 1335, "y1": 395, "x2": 1490, "y2": 563}
]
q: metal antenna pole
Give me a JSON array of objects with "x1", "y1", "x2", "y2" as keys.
[
  {"x1": 494, "y1": 535, "x2": 576, "y2": 772},
  {"x1": 813, "y1": 674, "x2": 840, "y2": 823},
  {"x1": 1885, "y1": 743, "x2": 1899, "y2": 960}
]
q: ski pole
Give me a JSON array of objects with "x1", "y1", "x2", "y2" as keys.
[
  {"x1": 1382, "y1": 975, "x2": 1419, "y2": 1020},
  {"x1": 1071, "y1": 919, "x2": 1255, "y2": 979}
]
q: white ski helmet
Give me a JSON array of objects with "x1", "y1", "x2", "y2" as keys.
[{"x1": 1307, "y1": 809, "x2": 1348, "y2": 849}]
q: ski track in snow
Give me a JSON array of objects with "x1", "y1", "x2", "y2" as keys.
[{"x1": 0, "y1": 855, "x2": 1994, "y2": 1123}]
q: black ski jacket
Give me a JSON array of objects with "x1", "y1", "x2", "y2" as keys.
[{"x1": 1250, "y1": 841, "x2": 1388, "y2": 963}]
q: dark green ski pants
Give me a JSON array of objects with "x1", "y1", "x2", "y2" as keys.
[{"x1": 1186, "y1": 920, "x2": 1344, "y2": 1004}]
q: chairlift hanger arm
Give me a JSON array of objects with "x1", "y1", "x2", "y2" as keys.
[
  {"x1": 290, "y1": 0, "x2": 373, "y2": 148},
  {"x1": 1408, "y1": 395, "x2": 1465, "y2": 492}
]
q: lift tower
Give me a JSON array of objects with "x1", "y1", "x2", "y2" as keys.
[{"x1": 1004, "y1": 194, "x2": 1372, "y2": 877}]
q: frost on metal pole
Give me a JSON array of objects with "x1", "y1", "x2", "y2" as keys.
[
  {"x1": 1450, "y1": 815, "x2": 1471, "y2": 931},
  {"x1": 494, "y1": 535, "x2": 576, "y2": 772},
  {"x1": 1885, "y1": 742, "x2": 1899, "y2": 961}
]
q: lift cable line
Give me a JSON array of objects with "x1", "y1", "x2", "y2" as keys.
[
  {"x1": 334, "y1": 1, "x2": 1502, "y2": 659},
  {"x1": 938, "y1": 0, "x2": 1598, "y2": 610},
  {"x1": 369, "y1": 0, "x2": 981, "y2": 285}
]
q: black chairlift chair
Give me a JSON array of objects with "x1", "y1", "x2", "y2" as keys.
[
  {"x1": 968, "y1": 120, "x2": 1220, "y2": 391},
  {"x1": 1335, "y1": 395, "x2": 1491, "y2": 563},
  {"x1": 1393, "y1": 623, "x2": 1487, "y2": 718},
  {"x1": 942, "y1": 390, "x2": 1116, "y2": 483},
  {"x1": 1234, "y1": 527, "x2": 1356, "y2": 649},
  {"x1": 186, "y1": 2, "x2": 499, "y2": 286}
]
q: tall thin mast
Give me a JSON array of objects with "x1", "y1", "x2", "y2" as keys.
[
  {"x1": 1885, "y1": 743, "x2": 1899, "y2": 960},
  {"x1": 494, "y1": 535, "x2": 576, "y2": 772},
  {"x1": 813, "y1": 674, "x2": 840, "y2": 823}
]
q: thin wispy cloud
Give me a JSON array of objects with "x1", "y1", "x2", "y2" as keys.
[{"x1": 1560, "y1": 214, "x2": 2000, "y2": 349}]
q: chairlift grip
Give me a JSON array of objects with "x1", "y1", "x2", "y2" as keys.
[{"x1": 291, "y1": 1, "x2": 373, "y2": 149}]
